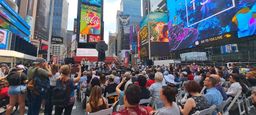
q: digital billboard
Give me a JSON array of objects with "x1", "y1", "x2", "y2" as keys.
[
  {"x1": 80, "y1": 4, "x2": 101, "y2": 36},
  {"x1": 221, "y1": 44, "x2": 239, "y2": 54},
  {"x1": 139, "y1": 12, "x2": 170, "y2": 57},
  {"x1": 89, "y1": 35, "x2": 101, "y2": 42},
  {"x1": 0, "y1": 29, "x2": 8, "y2": 49},
  {"x1": 140, "y1": 12, "x2": 169, "y2": 42},
  {"x1": 167, "y1": 0, "x2": 256, "y2": 51},
  {"x1": 81, "y1": 0, "x2": 102, "y2": 7}
]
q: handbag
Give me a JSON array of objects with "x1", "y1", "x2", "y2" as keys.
[{"x1": 27, "y1": 68, "x2": 38, "y2": 91}]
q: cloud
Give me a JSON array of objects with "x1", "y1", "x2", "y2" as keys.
[
  {"x1": 67, "y1": 0, "x2": 78, "y2": 30},
  {"x1": 104, "y1": 0, "x2": 121, "y2": 43}
]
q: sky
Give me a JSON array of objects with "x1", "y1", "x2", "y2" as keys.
[{"x1": 67, "y1": 0, "x2": 121, "y2": 43}]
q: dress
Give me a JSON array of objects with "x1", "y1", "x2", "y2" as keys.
[{"x1": 189, "y1": 96, "x2": 210, "y2": 115}]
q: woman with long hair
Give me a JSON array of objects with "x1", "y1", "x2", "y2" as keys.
[
  {"x1": 227, "y1": 73, "x2": 242, "y2": 97},
  {"x1": 54, "y1": 64, "x2": 81, "y2": 115},
  {"x1": 86, "y1": 85, "x2": 108, "y2": 113},
  {"x1": 6, "y1": 65, "x2": 27, "y2": 115}
]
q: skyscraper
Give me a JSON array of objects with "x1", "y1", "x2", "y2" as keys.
[
  {"x1": 52, "y1": 0, "x2": 69, "y2": 39},
  {"x1": 117, "y1": 0, "x2": 141, "y2": 55},
  {"x1": 51, "y1": 0, "x2": 69, "y2": 61}
]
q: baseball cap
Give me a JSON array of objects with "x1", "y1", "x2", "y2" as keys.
[
  {"x1": 34, "y1": 58, "x2": 46, "y2": 64},
  {"x1": 17, "y1": 64, "x2": 25, "y2": 70}
]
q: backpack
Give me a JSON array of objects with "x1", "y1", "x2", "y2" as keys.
[
  {"x1": 28, "y1": 68, "x2": 50, "y2": 97},
  {"x1": 51, "y1": 79, "x2": 71, "y2": 106}
]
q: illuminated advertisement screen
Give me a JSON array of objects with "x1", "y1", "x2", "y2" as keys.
[
  {"x1": 0, "y1": 29, "x2": 8, "y2": 49},
  {"x1": 167, "y1": 0, "x2": 256, "y2": 51},
  {"x1": 140, "y1": 12, "x2": 169, "y2": 42},
  {"x1": 81, "y1": 0, "x2": 102, "y2": 7},
  {"x1": 221, "y1": 44, "x2": 239, "y2": 54},
  {"x1": 80, "y1": 4, "x2": 101, "y2": 36},
  {"x1": 140, "y1": 12, "x2": 170, "y2": 57},
  {"x1": 89, "y1": 35, "x2": 101, "y2": 42}
]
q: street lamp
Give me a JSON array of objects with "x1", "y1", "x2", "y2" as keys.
[{"x1": 47, "y1": 0, "x2": 55, "y2": 62}]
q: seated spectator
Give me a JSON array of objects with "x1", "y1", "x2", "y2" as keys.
[
  {"x1": 226, "y1": 73, "x2": 242, "y2": 97},
  {"x1": 249, "y1": 87, "x2": 256, "y2": 115},
  {"x1": 112, "y1": 70, "x2": 120, "y2": 84},
  {"x1": 153, "y1": 86, "x2": 180, "y2": 115},
  {"x1": 104, "y1": 75, "x2": 118, "y2": 94},
  {"x1": 104, "y1": 75, "x2": 118, "y2": 103},
  {"x1": 246, "y1": 71, "x2": 256, "y2": 86},
  {"x1": 86, "y1": 86, "x2": 108, "y2": 113},
  {"x1": 194, "y1": 71, "x2": 202, "y2": 83},
  {"x1": 124, "y1": 72, "x2": 132, "y2": 90},
  {"x1": 149, "y1": 72, "x2": 164, "y2": 109},
  {"x1": 85, "y1": 77, "x2": 101, "y2": 97},
  {"x1": 116, "y1": 78, "x2": 127, "y2": 105},
  {"x1": 137, "y1": 75, "x2": 151, "y2": 99},
  {"x1": 210, "y1": 74, "x2": 228, "y2": 100},
  {"x1": 113, "y1": 84, "x2": 152, "y2": 115},
  {"x1": 203, "y1": 76, "x2": 223, "y2": 106},
  {"x1": 162, "y1": 71, "x2": 175, "y2": 86},
  {"x1": 180, "y1": 81, "x2": 210, "y2": 115},
  {"x1": 146, "y1": 72, "x2": 155, "y2": 88}
]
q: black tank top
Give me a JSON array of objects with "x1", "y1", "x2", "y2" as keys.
[{"x1": 90, "y1": 98, "x2": 107, "y2": 113}]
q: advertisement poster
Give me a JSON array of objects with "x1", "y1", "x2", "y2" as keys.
[
  {"x1": 140, "y1": 12, "x2": 169, "y2": 42},
  {"x1": 80, "y1": 4, "x2": 101, "y2": 35},
  {"x1": 221, "y1": 44, "x2": 239, "y2": 54},
  {"x1": 89, "y1": 35, "x2": 101, "y2": 42},
  {"x1": 0, "y1": 29, "x2": 8, "y2": 49},
  {"x1": 81, "y1": 0, "x2": 102, "y2": 7},
  {"x1": 79, "y1": 34, "x2": 88, "y2": 43},
  {"x1": 167, "y1": 0, "x2": 256, "y2": 51}
]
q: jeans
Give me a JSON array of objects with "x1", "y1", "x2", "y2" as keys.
[
  {"x1": 45, "y1": 86, "x2": 55, "y2": 115},
  {"x1": 27, "y1": 91, "x2": 43, "y2": 115},
  {"x1": 55, "y1": 104, "x2": 74, "y2": 115}
]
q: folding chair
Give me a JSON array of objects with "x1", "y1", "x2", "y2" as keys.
[
  {"x1": 223, "y1": 90, "x2": 242, "y2": 115},
  {"x1": 139, "y1": 98, "x2": 152, "y2": 106},
  {"x1": 106, "y1": 92, "x2": 118, "y2": 106},
  {"x1": 192, "y1": 105, "x2": 217, "y2": 115},
  {"x1": 88, "y1": 107, "x2": 113, "y2": 115},
  {"x1": 218, "y1": 97, "x2": 232, "y2": 113}
]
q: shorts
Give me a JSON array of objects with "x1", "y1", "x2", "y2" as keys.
[{"x1": 8, "y1": 85, "x2": 26, "y2": 95}]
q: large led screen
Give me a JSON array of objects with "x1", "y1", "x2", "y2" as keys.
[
  {"x1": 81, "y1": 0, "x2": 102, "y2": 7},
  {"x1": 80, "y1": 4, "x2": 101, "y2": 36},
  {"x1": 140, "y1": 12, "x2": 169, "y2": 42},
  {"x1": 167, "y1": 0, "x2": 256, "y2": 51}
]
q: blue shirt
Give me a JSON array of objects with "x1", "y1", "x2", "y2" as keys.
[
  {"x1": 204, "y1": 87, "x2": 223, "y2": 106},
  {"x1": 215, "y1": 84, "x2": 228, "y2": 100}
]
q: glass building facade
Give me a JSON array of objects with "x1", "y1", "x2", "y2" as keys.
[{"x1": 52, "y1": 0, "x2": 69, "y2": 39}]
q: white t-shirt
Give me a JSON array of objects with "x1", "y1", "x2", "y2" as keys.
[
  {"x1": 226, "y1": 82, "x2": 242, "y2": 97},
  {"x1": 50, "y1": 72, "x2": 60, "y2": 86}
]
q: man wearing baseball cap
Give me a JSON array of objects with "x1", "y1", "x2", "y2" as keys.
[{"x1": 27, "y1": 58, "x2": 52, "y2": 115}]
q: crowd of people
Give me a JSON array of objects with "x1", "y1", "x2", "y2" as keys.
[{"x1": 1, "y1": 58, "x2": 256, "y2": 115}]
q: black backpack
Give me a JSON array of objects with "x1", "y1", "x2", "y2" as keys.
[{"x1": 51, "y1": 79, "x2": 71, "y2": 106}]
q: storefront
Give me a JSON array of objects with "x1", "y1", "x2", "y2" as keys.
[{"x1": 0, "y1": 0, "x2": 37, "y2": 66}]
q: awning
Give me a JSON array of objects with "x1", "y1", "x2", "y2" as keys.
[{"x1": 0, "y1": 50, "x2": 37, "y2": 60}]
